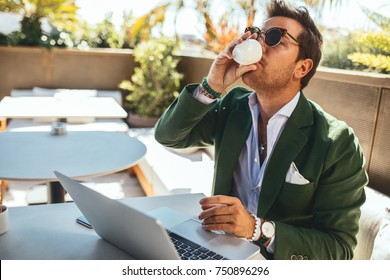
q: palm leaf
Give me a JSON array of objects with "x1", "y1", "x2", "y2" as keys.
[
  {"x1": 361, "y1": 6, "x2": 390, "y2": 32},
  {"x1": 128, "y1": 4, "x2": 169, "y2": 46}
]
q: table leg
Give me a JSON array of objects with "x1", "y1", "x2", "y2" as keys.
[
  {"x1": 0, "y1": 118, "x2": 7, "y2": 131},
  {"x1": 0, "y1": 180, "x2": 8, "y2": 204},
  {"x1": 47, "y1": 181, "x2": 66, "y2": 203},
  {"x1": 129, "y1": 165, "x2": 155, "y2": 196}
]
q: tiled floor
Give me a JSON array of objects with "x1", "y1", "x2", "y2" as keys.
[{"x1": 2, "y1": 170, "x2": 145, "y2": 207}]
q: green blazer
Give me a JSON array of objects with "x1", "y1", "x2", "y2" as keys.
[{"x1": 155, "y1": 84, "x2": 368, "y2": 260}]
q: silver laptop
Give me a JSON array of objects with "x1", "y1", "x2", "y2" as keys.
[{"x1": 54, "y1": 171, "x2": 260, "y2": 260}]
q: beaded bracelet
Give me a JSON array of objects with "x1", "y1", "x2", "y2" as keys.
[
  {"x1": 249, "y1": 214, "x2": 261, "y2": 241},
  {"x1": 201, "y1": 77, "x2": 222, "y2": 99},
  {"x1": 199, "y1": 83, "x2": 218, "y2": 100}
]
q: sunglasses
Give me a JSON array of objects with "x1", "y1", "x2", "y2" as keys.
[{"x1": 245, "y1": 26, "x2": 299, "y2": 47}]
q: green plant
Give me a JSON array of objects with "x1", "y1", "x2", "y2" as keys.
[
  {"x1": 0, "y1": 0, "x2": 78, "y2": 47},
  {"x1": 345, "y1": 7, "x2": 390, "y2": 74},
  {"x1": 127, "y1": 4, "x2": 169, "y2": 48},
  {"x1": 320, "y1": 30, "x2": 358, "y2": 70},
  {"x1": 0, "y1": 0, "x2": 79, "y2": 31},
  {"x1": 0, "y1": 31, "x2": 24, "y2": 46},
  {"x1": 118, "y1": 37, "x2": 183, "y2": 117},
  {"x1": 167, "y1": 0, "x2": 256, "y2": 54},
  {"x1": 85, "y1": 12, "x2": 121, "y2": 48},
  {"x1": 347, "y1": 31, "x2": 390, "y2": 74}
]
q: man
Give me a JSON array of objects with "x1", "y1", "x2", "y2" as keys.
[{"x1": 154, "y1": 0, "x2": 368, "y2": 260}]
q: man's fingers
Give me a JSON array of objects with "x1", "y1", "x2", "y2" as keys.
[
  {"x1": 202, "y1": 223, "x2": 234, "y2": 234},
  {"x1": 225, "y1": 31, "x2": 252, "y2": 54},
  {"x1": 236, "y1": 64, "x2": 257, "y2": 76},
  {"x1": 199, "y1": 195, "x2": 241, "y2": 206},
  {"x1": 198, "y1": 204, "x2": 232, "y2": 219},
  {"x1": 200, "y1": 203, "x2": 226, "y2": 210},
  {"x1": 198, "y1": 195, "x2": 253, "y2": 238},
  {"x1": 202, "y1": 221, "x2": 248, "y2": 238},
  {"x1": 202, "y1": 214, "x2": 232, "y2": 225}
]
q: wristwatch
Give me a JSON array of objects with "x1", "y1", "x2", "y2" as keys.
[{"x1": 258, "y1": 220, "x2": 275, "y2": 245}]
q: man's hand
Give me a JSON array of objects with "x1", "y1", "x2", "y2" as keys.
[
  {"x1": 206, "y1": 31, "x2": 259, "y2": 96},
  {"x1": 198, "y1": 195, "x2": 255, "y2": 239}
]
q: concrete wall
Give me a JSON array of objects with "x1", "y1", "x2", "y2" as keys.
[
  {"x1": 0, "y1": 47, "x2": 135, "y2": 99},
  {"x1": 0, "y1": 46, "x2": 214, "y2": 100}
]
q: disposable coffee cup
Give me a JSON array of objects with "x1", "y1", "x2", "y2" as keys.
[
  {"x1": 233, "y1": 39, "x2": 262, "y2": 65},
  {"x1": 0, "y1": 205, "x2": 9, "y2": 235}
]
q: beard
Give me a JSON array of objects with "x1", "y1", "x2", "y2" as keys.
[{"x1": 242, "y1": 61, "x2": 297, "y2": 95}]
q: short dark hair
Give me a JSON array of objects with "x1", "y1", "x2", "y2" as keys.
[{"x1": 266, "y1": 0, "x2": 323, "y2": 89}]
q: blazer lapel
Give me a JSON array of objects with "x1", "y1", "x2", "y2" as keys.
[
  {"x1": 257, "y1": 94, "x2": 314, "y2": 217},
  {"x1": 213, "y1": 105, "x2": 252, "y2": 195}
]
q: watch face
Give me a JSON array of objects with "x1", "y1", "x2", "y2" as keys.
[{"x1": 262, "y1": 221, "x2": 275, "y2": 238}]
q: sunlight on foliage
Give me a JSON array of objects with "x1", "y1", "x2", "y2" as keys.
[
  {"x1": 119, "y1": 37, "x2": 183, "y2": 117},
  {"x1": 0, "y1": 0, "x2": 78, "y2": 47},
  {"x1": 361, "y1": 6, "x2": 390, "y2": 32},
  {"x1": 203, "y1": 12, "x2": 239, "y2": 53},
  {"x1": 348, "y1": 53, "x2": 390, "y2": 73},
  {"x1": 127, "y1": 4, "x2": 169, "y2": 47},
  {"x1": 347, "y1": 31, "x2": 390, "y2": 74}
]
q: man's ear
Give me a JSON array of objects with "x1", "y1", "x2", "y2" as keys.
[{"x1": 294, "y1": 58, "x2": 313, "y2": 79}]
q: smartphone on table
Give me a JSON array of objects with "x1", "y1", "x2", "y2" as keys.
[{"x1": 76, "y1": 215, "x2": 93, "y2": 229}]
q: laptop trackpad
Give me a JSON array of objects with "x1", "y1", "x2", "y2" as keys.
[
  {"x1": 147, "y1": 207, "x2": 190, "y2": 229},
  {"x1": 148, "y1": 207, "x2": 224, "y2": 246},
  {"x1": 172, "y1": 219, "x2": 220, "y2": 245}
]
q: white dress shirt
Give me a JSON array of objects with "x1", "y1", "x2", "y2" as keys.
[
  {"x1": 231, "y1": 91, "x2": 299, "y2": 253},
  {"x1": 194, "y1": 87, "x2": 300, "y2": 253},
  {"x1": 231, "y1": 92, "x2": 300, "y2": 214}
]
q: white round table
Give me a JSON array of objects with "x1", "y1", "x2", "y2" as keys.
[{"x1": 0, "y1": 131, "x2": 146, "y2": 203}]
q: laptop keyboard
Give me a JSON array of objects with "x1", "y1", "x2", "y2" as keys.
[{"x1": 167, "y1": 230, "x2": 228, "y2": 260}]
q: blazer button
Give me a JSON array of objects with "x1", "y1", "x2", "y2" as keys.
[
  {"x1": 290, "y1": 254, "x2": 297, "y2": 260},
  {"x1": 303, "y1": 256, "x2": 308, "y2": 260},
  {"x1": 297, "y1": 255, "x2": 303, "y2": 260}
]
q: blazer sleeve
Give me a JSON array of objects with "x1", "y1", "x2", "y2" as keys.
[
  {"x1": 154, "y1": 84, "x2": 219, "y2": 148},
  {"x1": 273, "y1": 125, "x2": 368, "y2": 260}
]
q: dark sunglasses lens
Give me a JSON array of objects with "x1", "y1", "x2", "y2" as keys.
[{"x1": 265, "y1": 29, "x2": 282, "y2": 46}]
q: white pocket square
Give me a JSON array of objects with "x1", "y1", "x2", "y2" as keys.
[{"x1": 285, "y1": 162, "x2": 310, "y2": 185}]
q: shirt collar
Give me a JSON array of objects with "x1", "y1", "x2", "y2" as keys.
[
  {"x1": 248, "y1": 91, "x2": 300, "y2": 119},
  {"x1": 276, "y1": 91, "x2": 300, "y2": 118}
]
